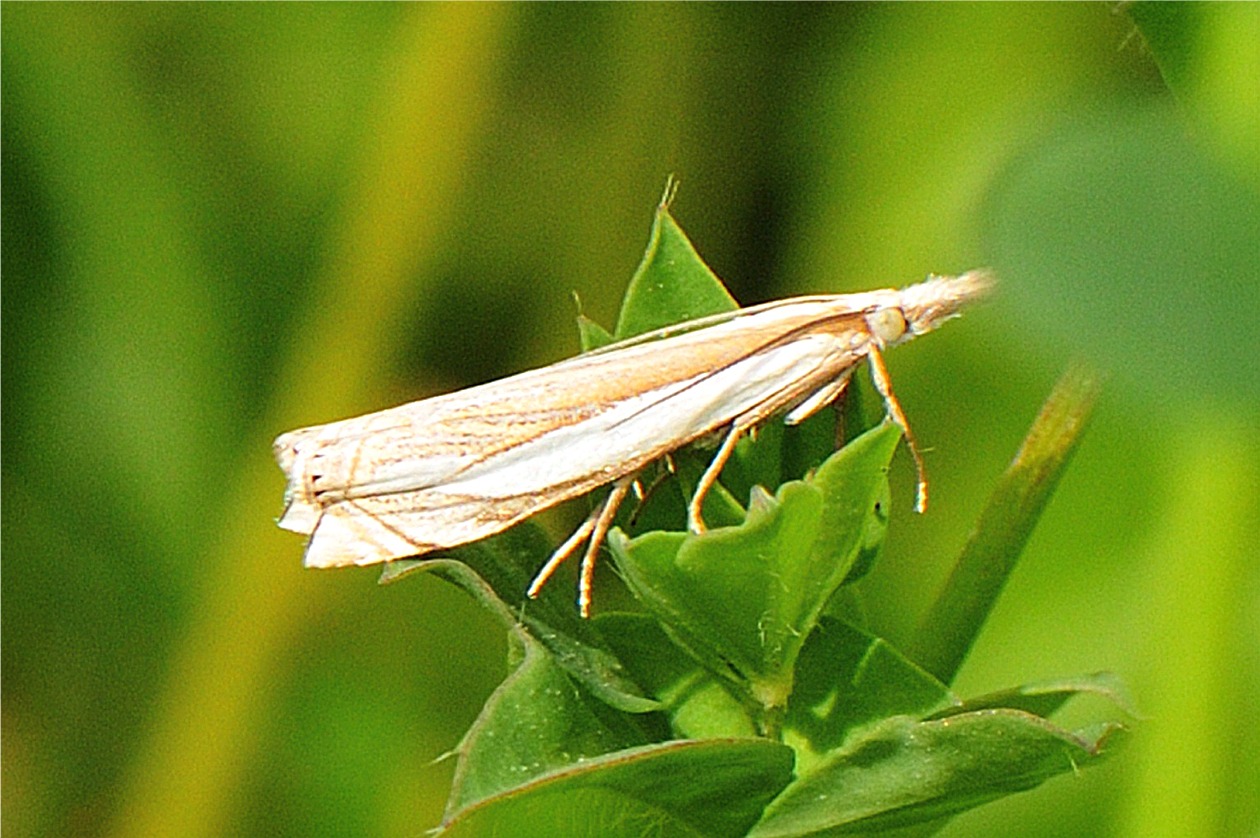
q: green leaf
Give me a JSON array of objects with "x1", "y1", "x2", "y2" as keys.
[
  {"x1": 614, "y1": 187, "x2": 738, "y2": 340},
  {"x1": 751, "y1": 711, "x2": 1126, "y2": 837},
  {"x1": 609, "y1": 423, "x2": 903, "y2": 716},
  {"x1": 445, "y1": 627, "x2": 661, "y2": 817},
  {"x1": 576, "y1": 311, "x2": 616, "y2": 352},
  {"x1": 379, "y1": 525, "x2": 657, "y2": 714},
  {"x1": 808, "y1": 422, "x2": 900, "y2": 586},
  {"x1": 785, "y1": 619, "x2": 957, "y2": 774},
  {"x1": 928, "y1": 671, "x2": 1138, "y2": 721},
  {"x1": 835, "y1": 475, "x2": 890, "y2": 589},
  {"x1": 608, "y1": 483, "x2": 822, "y2": 715},
  {"x1": 594, "y1": 612, "x2": 758, "y2": 741},
  {"x1": 440, "y1": 738, "x2": 796, "y2": 838}
]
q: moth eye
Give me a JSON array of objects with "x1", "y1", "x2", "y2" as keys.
[{"x1": 866, "y1": 307, "x2": 908, "y2": 344}]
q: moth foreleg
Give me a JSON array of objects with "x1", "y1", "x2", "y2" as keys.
[{"x1": 867, "y1": 343, "x2": 929, "y2": 513}]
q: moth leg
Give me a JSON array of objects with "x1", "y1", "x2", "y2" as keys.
[
  {"x1": 867, "y1": 343, "x2": 929, "y2": 513},
  {"x1": 784, "y1": 373, "x2": 850, "y2": 425},
  {"x1": 577, "y1": 475, "x2": 635, "y2": 618},
  {"x1": 528, "y1": 513, "x2": 597, "y2": 601},
  {"x1": 833, "y1": 384, "x2": 850, "y2": 451},
  {"x1": 688, "y1": 423, "x2": 746, "y2": 534},
  {"x1": 527, "y1": 474, "x2": 635, "y2": 617},
  {"x1": 627, "y1": 467, "x2": 673, "y2": 527}
]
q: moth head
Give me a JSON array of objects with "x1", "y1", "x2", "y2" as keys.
[
  {"x1": 898, "y1": 269, "x2": 994, "y2": 337},
  {"x1": 864, "y1": 306, "x2": 909, "y2": 346}
]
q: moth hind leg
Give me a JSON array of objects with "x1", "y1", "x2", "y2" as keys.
[{"x1": 527, "y1": 474, "x2": 636, "y2": 617}]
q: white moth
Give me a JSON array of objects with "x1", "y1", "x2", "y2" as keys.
[{"x1": 275, "y1": 270, "x2": 992, "y2": 614}]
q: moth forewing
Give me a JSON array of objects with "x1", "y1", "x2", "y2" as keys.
[
  {"x1": 274, "y1": 269, "x2": 992, "y2": 613},
  {"x1": 281, "y1": 307, "x2": 862, "y2": 568}
]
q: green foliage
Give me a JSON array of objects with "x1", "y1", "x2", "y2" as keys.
[
  {"x1": 384, "y1": 202, "x2": 1126, "y2": 835},
  {"x1": 609, "y1": 423, "x2": 902, "y2": 721}
]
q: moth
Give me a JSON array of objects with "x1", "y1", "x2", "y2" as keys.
[{"x1": 275, "y1": 269, "x2": 991, "y2": 614}]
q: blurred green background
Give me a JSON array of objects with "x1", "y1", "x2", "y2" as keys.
[{"x1": 3, "y1": 4, "x2": 1257, "y2": 836}]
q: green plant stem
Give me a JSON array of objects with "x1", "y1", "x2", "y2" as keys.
[{"x1": 909, "y1": 360, "x2": 1104, "y2": 685}]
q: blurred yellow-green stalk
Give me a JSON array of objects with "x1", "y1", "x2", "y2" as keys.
[{"x1": 3, "y1": 4, "x2": 1256, "y2": 837}]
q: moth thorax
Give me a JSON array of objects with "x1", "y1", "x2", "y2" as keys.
[{"x1": 865, "y1": 307, "x2": 908, "y2": 345}]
